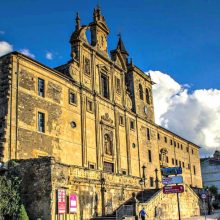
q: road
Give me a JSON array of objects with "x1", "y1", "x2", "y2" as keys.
[{"x1": 183, "y1": 209, "x2": 220, "y2": 220}]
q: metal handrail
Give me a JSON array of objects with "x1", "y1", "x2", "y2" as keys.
[{"x1": 116, "y1": 205, "x2": 133, "y2": 220}]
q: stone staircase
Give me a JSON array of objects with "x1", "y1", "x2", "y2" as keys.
[
  {"x1": 136, "y1": 189, "x2": 160, "y2": 203},
  {"x1": 91, "y1": 189, "x2": 161, "y2": 220},
  {"x1": 91, "y1": 185, "x2": 202, "y2": 220}
]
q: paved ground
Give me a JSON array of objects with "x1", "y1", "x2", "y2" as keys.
[{"x1": 183, "y1": 209, "x2": 220, "y2": 220}]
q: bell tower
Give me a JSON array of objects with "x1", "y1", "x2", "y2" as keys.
[{"x1": 90, "y1": 6, "x2": 110, "y2": 52}]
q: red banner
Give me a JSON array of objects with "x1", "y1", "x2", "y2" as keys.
[
  {"x1": 69, "y1": 194, "x2": 77, "y2": 213},
  {"x1": 163, "y1": 185, "x2": 184, "y2": 194},
  {"x1": 57, "y1": 189, "x2": 66, "y2": 214}
]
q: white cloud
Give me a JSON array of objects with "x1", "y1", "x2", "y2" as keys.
[
  {"x1": 148, "y1": 70, "x2": 220, "y2": 156},
  {"x1": 20, "y1": 49, "x2": 35, "y2": 59},
  {"x1": 0, "y1": 41, "x2": 13, "y2": 57},
  {"x1": 46, "y1": 52, "x2": 53, "y2": 60}
]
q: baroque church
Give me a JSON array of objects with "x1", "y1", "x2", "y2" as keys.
[{"x1": 0, "y1": 7, "x2": 203, "y2": 220}]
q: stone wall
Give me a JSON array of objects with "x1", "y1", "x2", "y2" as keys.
[
  {"x1": 8, "y1": 157, "x2": 202, "y2": 220},
  {"x1": 137, "y1": 185, "x2": 201, "y2": 220},
  {"x1": 9, "y1": 157, "x2": 53, "y2": 220},
  {"x1": 0, "y1": 55, "x2": 12, "y2": 161}
]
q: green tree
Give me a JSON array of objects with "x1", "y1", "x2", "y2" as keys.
[
  {"x1": 0, "y1": 174, "x2": 29, "y2": 220},
  {"x1": 209, "y1": 185, "x2": 218, "y2": 196},
  {"x1": 0, "y1": 175, "x2": 21, "y2": 219},
  {"x1": 19, "y1": 205, "x2": 29, "y2": 220}
]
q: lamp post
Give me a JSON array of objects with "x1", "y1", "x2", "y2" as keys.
[
  {"x1": 100, "y1": 177, "x2": 106, "y2": 216},
  {"x1": 155, "y1": 168, "x2": 159, "y2": 189},
  {"x1": 142, "y1": 165, "x2": 146, "y2": 187},
  {"x1": 139, "y1": 178, "x2": 144, "y2": 203},
  {"x1": 139, "y1": 165, "x2": 146, "y2": 203}
]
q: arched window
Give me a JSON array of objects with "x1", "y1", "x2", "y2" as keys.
[
  {"x1": 146, "y1": 88, "x2": 150, "y2": 104},
  {"x1": 139, "y1": 84, "x2": 143, "y2": 100}
]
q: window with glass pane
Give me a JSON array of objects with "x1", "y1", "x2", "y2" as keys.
[
  {"x1": 115, "y1": 77, "x2": 121, "y2": 94},
  {"x1": 38, "y1": 78, "x2": 45, "y2": 97},
  {"x1": 150, "y1": 177, "x2": 154, "y2": 187},
  {"x1": 101, "y1": 73, "x2": 109, "y2": 99},
  {"x1": 103, "y1": 162, "x2": 114, "y2": 173},
  {"x1": 147, "y1": 128, "x2": 150, "y2": 140},
  {"x1": 69, "y1": 92, "x2": 77, "y2": 105},
  {"x1": 38, "y1": 112, "x2": 45, "y2": 133},
  {"x1": 148, "y1": 150, "x2": 152, "y2": 162}
]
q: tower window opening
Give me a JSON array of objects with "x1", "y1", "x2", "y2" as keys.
[
  {"x1": 38, "y1": 112, "x2": 45, "y2": 133},
  {"x1": 146, "y1": 88, "x2": 150, "y2": 104},
  {"x1": 38, "y1": 78, "x2": 45, "y2": 97},
  {"x1": 139, "y1": 84, "x2": 143, "y2": 100},
  {"x1": 101, "y1": 73, "x2": 109, "y2": 99}
]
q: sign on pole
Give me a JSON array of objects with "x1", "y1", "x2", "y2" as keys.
[
  {"x1": 69, "y1": 194, "x2": 77, "y2": 213},
  {"x1": 162, "y1": 176, "x2": 183, "y2": 185},
  {"x1": 57, "y1": 189, "x2": 66, "y2": 214},
  {"x1": 161, "y1": 167, "x2": 182, "y2": 176},
  {"x1": 201, "y1": 193, "x2": 207, "y2": 199},
  {"x1": 163, "y1": 185, "x2": 184, "y2": 194}
]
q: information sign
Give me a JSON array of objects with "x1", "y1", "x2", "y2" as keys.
[
  {"x1": 57, "y1": 189, "x2": 66, "y2": 214},
  {"x1": 162, "y1": 176, "x2": 183, "y2": 185},
  {"x1": 201, "y1": 193, "x2": 207, "y2": 199},
  {"x1": 161, "y1": 167, "x2": 182, "y2": 176},
  {"x1": 163, "y1": 185, "x2": 184, "y2": 194},
  {"x1": 69, "y1": 194, "x2": 77, "y2": 213}
]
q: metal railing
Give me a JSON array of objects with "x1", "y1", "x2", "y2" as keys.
[{"x1": 116, "y1": 205, "x2": 133, "y2": 220}]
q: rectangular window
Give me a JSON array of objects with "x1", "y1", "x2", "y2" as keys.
[
  {"x1": 174, "y1": 141, "x2": 176, "y2": 147},
  {"x1": 147, "y1": 128, "x2": 150, "y2": 141},
  {"x1": 148, "y1": 150, "x2": 152, "y2": 163},
  {"x1": 166, "y1": 156, "x2": 169, "y2": 163},
  {"x1": 122, "y1": 170, "x2": 127, "y2": 175},
  {"x1": 101, "y1": 73, "x2": 109, "y2": 99},
  {"x1": 181, "y1": 144, "x2": 183, "y2": 150},
  {"x1": 175, "y1": 159, "x2": 178, "y2": 165},
  {"x1": 172, "y1": 158, "x2": 174, "y2": 165},
  {"x1": 119, "y1": 115, "x2": 124, "y2": 126},
  {"x1": 38, "y1": 112, "x2": 45, "y2": 133},
  {"x1": 179, "y1": 161, "x2": 181, "y2": 167},
  {"x1": 159, "y1": 154, "x2": 162, "y2": 161},
  {"x1": 87, "y1": 99, "x2": 93, "y2": 112},
  {"x1": 182, "y1": 162, "x2": 185, "y2": 168},
  {"x1": 193, "y1": 165, "x2": 196, "y2": 175},
  {"x1": 150, "y1": 177, "x2": 154, "y2": 187},
  {"x1": 38, "y1": 78, "x2": 45, "y2": 97},
  {"x1": 84, "y1": 57, "x2": 90, "y2": 75},
  {"x1": 164, "y1": 136, "x2": 167, "y2": 143},
  {"x1": 177, "y1": 143, "x2": 180, "y2": 148},
  {"x1": 170, "y1": 140, "x2": 173, "y2": 145},
  {"x1": 69, "y1": 92, "x2": 77, "y2": 105},
  {"x1": 89, "y1": 163, "x2": 95, "y2": 169},
  {"x1": 115, "y1": 77, "x2": 121, "y2": 94},
  {"x1": 157, "y1": 133, "x2": 160, "y2": 140},
  {"x1": 103, "y1": 162, "x2": 114, "y2": 173},
  {"x1": 130, "y1": 120, "x2": 135, "y2": 130},
  {"x1": 192, "y1": 149, "x2": 194, "y2": 154},
  {"x1": 186, "y1": 147, "x2": 189, "y2": 153}
]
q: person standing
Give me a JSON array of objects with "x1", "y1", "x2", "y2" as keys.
[{"x1": 139, "y1": 207, "x2": 147, "y2": 220}]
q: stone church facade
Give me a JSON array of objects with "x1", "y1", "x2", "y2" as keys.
[{"x1": 0, "y1": 7, "x2": 202, "y2": 220}]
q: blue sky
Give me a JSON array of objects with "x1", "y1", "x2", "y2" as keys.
[
  {"x1": 1, "y1": 0, "x2": 220, "y2": 155},
  {"x1": 0, "y1": 0, "x2": 220, "y2": 90}
]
